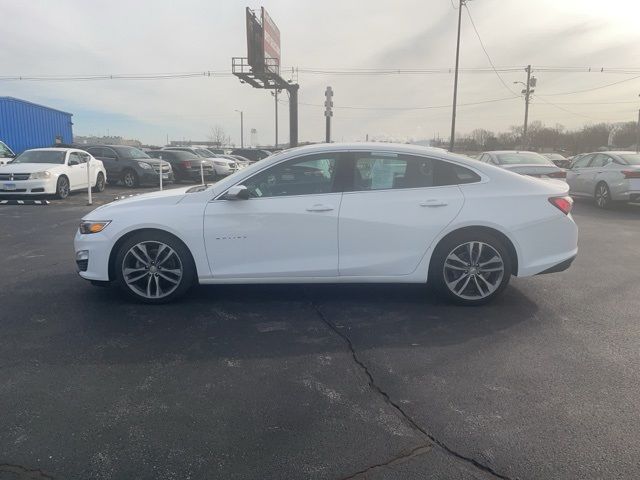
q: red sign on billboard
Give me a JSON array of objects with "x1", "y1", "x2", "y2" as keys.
[{"x1": 261, "y1": 7, "x2": 281, "y2": 73}]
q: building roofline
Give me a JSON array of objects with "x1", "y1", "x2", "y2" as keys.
[{"x1": 0, "y1": 96, "x2": 73, "y2": 116}]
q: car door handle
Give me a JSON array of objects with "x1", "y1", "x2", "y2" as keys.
[
  {"x1": 420, "y1": 199, "x2": 448, "y2": 207},
  {"x1": 306, "y1": 204, "x2": 334, "y2": 212}
]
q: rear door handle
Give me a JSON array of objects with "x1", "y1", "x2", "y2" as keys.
[
  {"x1": 420, "y1": 199, "x2": 448, "y2": 207},
  {"x1": 306, "y1": 204, "x2": 334, "y2": 212}
]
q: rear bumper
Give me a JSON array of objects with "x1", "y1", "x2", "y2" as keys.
[{"x1": 536, "y1": 254, "x2": 576, "y2": 275}]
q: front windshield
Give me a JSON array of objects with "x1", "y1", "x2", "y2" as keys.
[
  {"x1": 116, "y1": 147, "x2": 151, "y2": 160},
  {"x1": 195, "y1": 148, "x2": 215, "y2": 158},
  {"x1": 496, "y1": 152, "x2": 553, "y2": 165},
  {"x1": 545, "y1": 154, "x2": 565, "y2": 160},
  {"x1": 12, "y1": 150, "x2": 65, "y2": 164},
  {"x1": 0, "y1": 142, "x2": 14, "y2": 158},
  {"x1": 619, "y1": 154, "x2": 640, "y2": 165}
]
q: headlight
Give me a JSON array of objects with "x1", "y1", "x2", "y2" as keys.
[
  {"x1": 213, "y1": 161, "x2": 227, "y2": 166},
  {"x1": 29, "y1": 171, "x2": 52, "y2": 180},
  {"x1": 79, "y1": 220, "x2": 111, "y2": 234},
  {"x1": 137, "y1": 162, "x2": 152, "y2": 169}
]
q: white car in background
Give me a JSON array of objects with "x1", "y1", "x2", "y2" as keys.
[
  {"x1": 0, "y1": 148, "x2": 107, "y2": 199},
  {"x1": 74, "y1": 143, "x2": 578, "y2": 305},
  {"x1": 0, "y1": 140, "x2": 15, "y2": 165},
  {"x1": 477, "y1": 151, "x2": 567, "y2": 180},
  {"x1": 162, "y1": 146, "x2": 237, "y2": 177}
]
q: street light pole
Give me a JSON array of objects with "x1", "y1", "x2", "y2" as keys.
[
  {"x1": 449, "y1": 0, "x2": 464, "y2": 152},
  {"x1": 235, "y1": 110, "x2": 244, "y2": 148}
]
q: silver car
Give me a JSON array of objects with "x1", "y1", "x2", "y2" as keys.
[
  {"x1": 566, "y1": 151, "x2": 640, "y2": 208},
  {"x1": 477, "y1": 151, "x2": 567, "y2": 179}
]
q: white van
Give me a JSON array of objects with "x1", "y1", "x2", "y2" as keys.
[{"x1": 0, "y1": 141, "x2": 15, "y2": 165}]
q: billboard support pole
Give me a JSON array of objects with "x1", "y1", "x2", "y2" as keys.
[{"x1": 288, "y1": 85, "x2": 299, "y2": 148}]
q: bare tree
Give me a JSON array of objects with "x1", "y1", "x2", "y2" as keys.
[{"x1": 208, "y1": 126, "x2": 230, "y2": 148}]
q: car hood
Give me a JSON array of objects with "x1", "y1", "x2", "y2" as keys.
[
  {"x1": 500, "y1": 164, "x2": 562, "y2": 175},
  {"x1": 0, "y1": 163, "x2": 64, "y2": 173},
  {"x1": 86, "y1": 186, "x2": 197, "y2": 217}
]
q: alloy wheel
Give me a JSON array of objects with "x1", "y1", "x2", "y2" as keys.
[
  {"x1": 123, "y1": 172, "x2": 136, "y2": 188},
  {"x1": 57, "y1": 177, "x2": 69, "y2": 198},
  {"x1": 121, "y1": 241, "x2": 183, "y2": 299},
  {"x1": 443, "y1": 241, "x2": 505, "y2": 300},
  {"x1": 595, "y1": 184, "x2": 609, "y2": 208}
]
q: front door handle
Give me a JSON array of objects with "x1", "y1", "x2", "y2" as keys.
[
  {"x1": 306, "y1": 204, "x2": 334, "y2": 212},
  {"x1": 420, "y1": 199, "x2": 448, "y2": 207}
]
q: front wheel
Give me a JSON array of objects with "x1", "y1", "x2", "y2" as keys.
[
  {"x1": 93, "y1": 172, "x2": 106, "y2": 192},
  {"x1": 594, "y1": 182, "x2": 611, "y2": 209},
  {"x1": 115, "y1": 232, "x2": 195, "y2": 304},
  {"x1": 430, "y1": 231, "x2": 512, "y2": 305},
  {"x1": 55, "y1": 176, "x2": 70, "y2": 199},
  {"x1": 122, "y1": 170, "x2": 138, "y2": 188}
]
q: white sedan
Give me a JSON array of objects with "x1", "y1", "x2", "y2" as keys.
[
  {"x1": 0, "y1": 148, "x2": 107, "y2": 199},
  {"x1": 74, "y1": 143, "x2": 578, "y2": 305}
]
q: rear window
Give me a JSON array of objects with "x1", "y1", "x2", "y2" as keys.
[
  {"x1": 619, "y1": 154, "x2": 640, "y2": 165},
  {"x1": 496, "y1": 152, "x2": 553, "y2": 165}
]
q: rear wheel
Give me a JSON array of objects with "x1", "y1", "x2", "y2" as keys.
[
  {"x1": 430, "y1": 231, "x2": 512, "y2": 305},
  {"x1": 93, "y1": 172, "x2": 106, "y2": 192},
  {"x1": 115, "y1": 232, "x2": 195, "y2": 304},
  {"x1": 122, "y1": 169, "x2": 138, "y2": 188},
  {"x1": 55, "y1": 176, "x2": 70, "y2": 199},
  {"x1": 594, "y1": 182, "x2": 611, "y2": 209}
]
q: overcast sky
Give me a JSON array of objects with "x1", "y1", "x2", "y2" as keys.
[{"x1": 1, "y1": 0, "x2": 639, "y2": 146}]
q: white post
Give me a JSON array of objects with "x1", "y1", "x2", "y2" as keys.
[
  {"x1": 200, "y1": 161, "x2": 205, "y2": 185},
  {"x1": 159, "y1": 159, "x2": 164, "y2": 191},
  {"x1": 86, "y1": 158, "x2": 93, "y2": 205}
]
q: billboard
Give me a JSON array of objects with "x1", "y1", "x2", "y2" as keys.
[
  {"x1": 246, "y1": 7, "x2": 264, "y2": 72},
  {"x1": 261, "y1": 7, "x2": 281, "y2": 73},
  {"x1": 245, "y1": 7, "x2": 281, "y2": 74}
]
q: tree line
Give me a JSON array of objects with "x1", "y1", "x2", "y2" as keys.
[{"x1": 433, "y1": 121, "x2": 639, "y2": 154}]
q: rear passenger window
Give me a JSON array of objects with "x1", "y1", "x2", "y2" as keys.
[{"x1": 351, "y1": 153, "x2": 480, "y2": 191}]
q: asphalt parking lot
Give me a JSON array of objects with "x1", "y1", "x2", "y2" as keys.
[{"x1": 1, "y1": 187, "x2": 639, "y2": 480}]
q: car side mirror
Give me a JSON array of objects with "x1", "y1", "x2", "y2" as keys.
[{"x1": 223, "y1": 185, "x2": 250, "y2": 200}]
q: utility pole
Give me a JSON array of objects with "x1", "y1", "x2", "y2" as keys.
[
  {"x1": 449, "y1": 0, "x2": 464, "y2": 152},
  {"x1": 514, "y1": 65, "x2": 536, "y2": 148},
  {"x1": 235, "y1": 110, "x2": 244, "y2": 148},
  {"x1": 636, "y1": 94, "x2": 640, "y2": 153},
  {"x1": 325, "y1": 86, "x2": 333, "y2": 143}
]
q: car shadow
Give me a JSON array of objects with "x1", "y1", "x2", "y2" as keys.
[
  {"x1": 572, "y1": 197, "x2": 640, "y2": 220},
  {"x1": 0, "y1": 273, "x2": 539, "y2": 368}
]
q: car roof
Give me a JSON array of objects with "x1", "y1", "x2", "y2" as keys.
[
  {"x1": 23, "y1": 148, "x2": 76, "y2": 153},
  {"x1": 483, "y1": 150, "x2": 541, "y2": 155}
]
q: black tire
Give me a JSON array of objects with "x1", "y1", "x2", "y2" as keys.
[
  {"x1": 122, "y1": 169, "x2": 139, "y2": 188},
  {"x1": 93, "y1": 172, "x2": 106, "y2": 192},
  {"x1": 429, "y1": 230, "x2": 512, "y2": 306},
  {"x1": 594, "y1": 182, "x2": 612, "y2": 209},
  {"x1": 114, "y1": 231, "x2": 196, "y2": 304},
  {"x1": 54, "y1": 175, "x2": 70, "y2": 199}
]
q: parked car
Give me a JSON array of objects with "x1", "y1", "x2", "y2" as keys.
[
  {"x1": 230, "y1": 148, "x2": 271, "y2": 162},
  {"x1": 0, "y1": 140, "x2": 15, "y2": 165},
  {"x1": 162, "y1": 147, "x2": 236, "y2": 177},
  {"x1": 75, "y1": 143, "x2": 577, "y2": 305},
  {"x1": 206, "y1": 148, "x2": 226, "y2": 155},
  {"x1": 566, "y1": 151, "x2": 640, "y2": 208},
  {"x1": 477, "y1": 151, "x2": 567, "y2": 179},
  {"x1": 0, "y1": 148, "x2": 106, "y2": 199},
  {"x1": 84, "y1": 145, "x2": 173, "y2": 188},
  {"x1": 542, "y1": 153, "x2": 571, "y2": 169},
  {"x1": 147, "y1": 150, "x2": 215, "y2": 182},
  {"x1": 217, "y1": 154, "x2": 250, "y2": 169}
]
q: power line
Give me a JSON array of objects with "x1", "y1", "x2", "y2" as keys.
[
  {"x1": 279, "y1": 96, "x2": 519, "y2": 111},
  {"x1": 537, "y1": 74, "x2": 640, "y2": 96},
  {"x1": 534, "y1": 96, "x2": 595, "y2": 120},
  {"x1": 463, "y1": 3, "x2": 520, "y2": 97}
]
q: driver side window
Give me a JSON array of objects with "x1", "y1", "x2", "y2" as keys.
[{"x1": 243, "y1": 154, "x2": 338, "y2": 198}]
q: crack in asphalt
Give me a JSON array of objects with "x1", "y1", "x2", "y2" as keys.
[
  {"x1": 0, "y1": 464, "x2": 54, "y2": 479},
  {"x1": 309, "y1": 300, "x2": 513, "y2": 480},
  {"x1": 339, "y1": 444, "x2": 433, "y2": 480}
]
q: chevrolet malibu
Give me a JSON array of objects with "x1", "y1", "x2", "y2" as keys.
[{"x1": 74, "y1": 143, "x2": 578, "y2": 305}]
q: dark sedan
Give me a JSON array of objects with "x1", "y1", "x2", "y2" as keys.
[{"x1": 147, "y1": 150, "x2": 215, "y2": 183}]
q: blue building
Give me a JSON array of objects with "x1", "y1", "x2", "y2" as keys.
[{"x1": 0, "y1": 97, "x2": 73, "y2": 154}]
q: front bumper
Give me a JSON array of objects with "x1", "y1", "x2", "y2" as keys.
[
  {"x1": 139, "y1": 170, "x2": 175, "y2": 185},
  {"x1": 74, "y1": 230, "x2": 112, "y2": 281},
  {"x1": 0, "y1": 177, "x2": 57, "y2": 194}
]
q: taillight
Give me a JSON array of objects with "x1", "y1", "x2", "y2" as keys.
[
  {"x1": 622, "y1": 170, "x2": 640, "y2": 179},
  {"x1": 549, "y1": 196, "x2": 573, "y2": 215},
  {"x1": 181, "y1": 161, "x2": 192, "y2": 169},
  {"x1": 547, "y1": 171, "x2": 566, "y2": 179}
]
